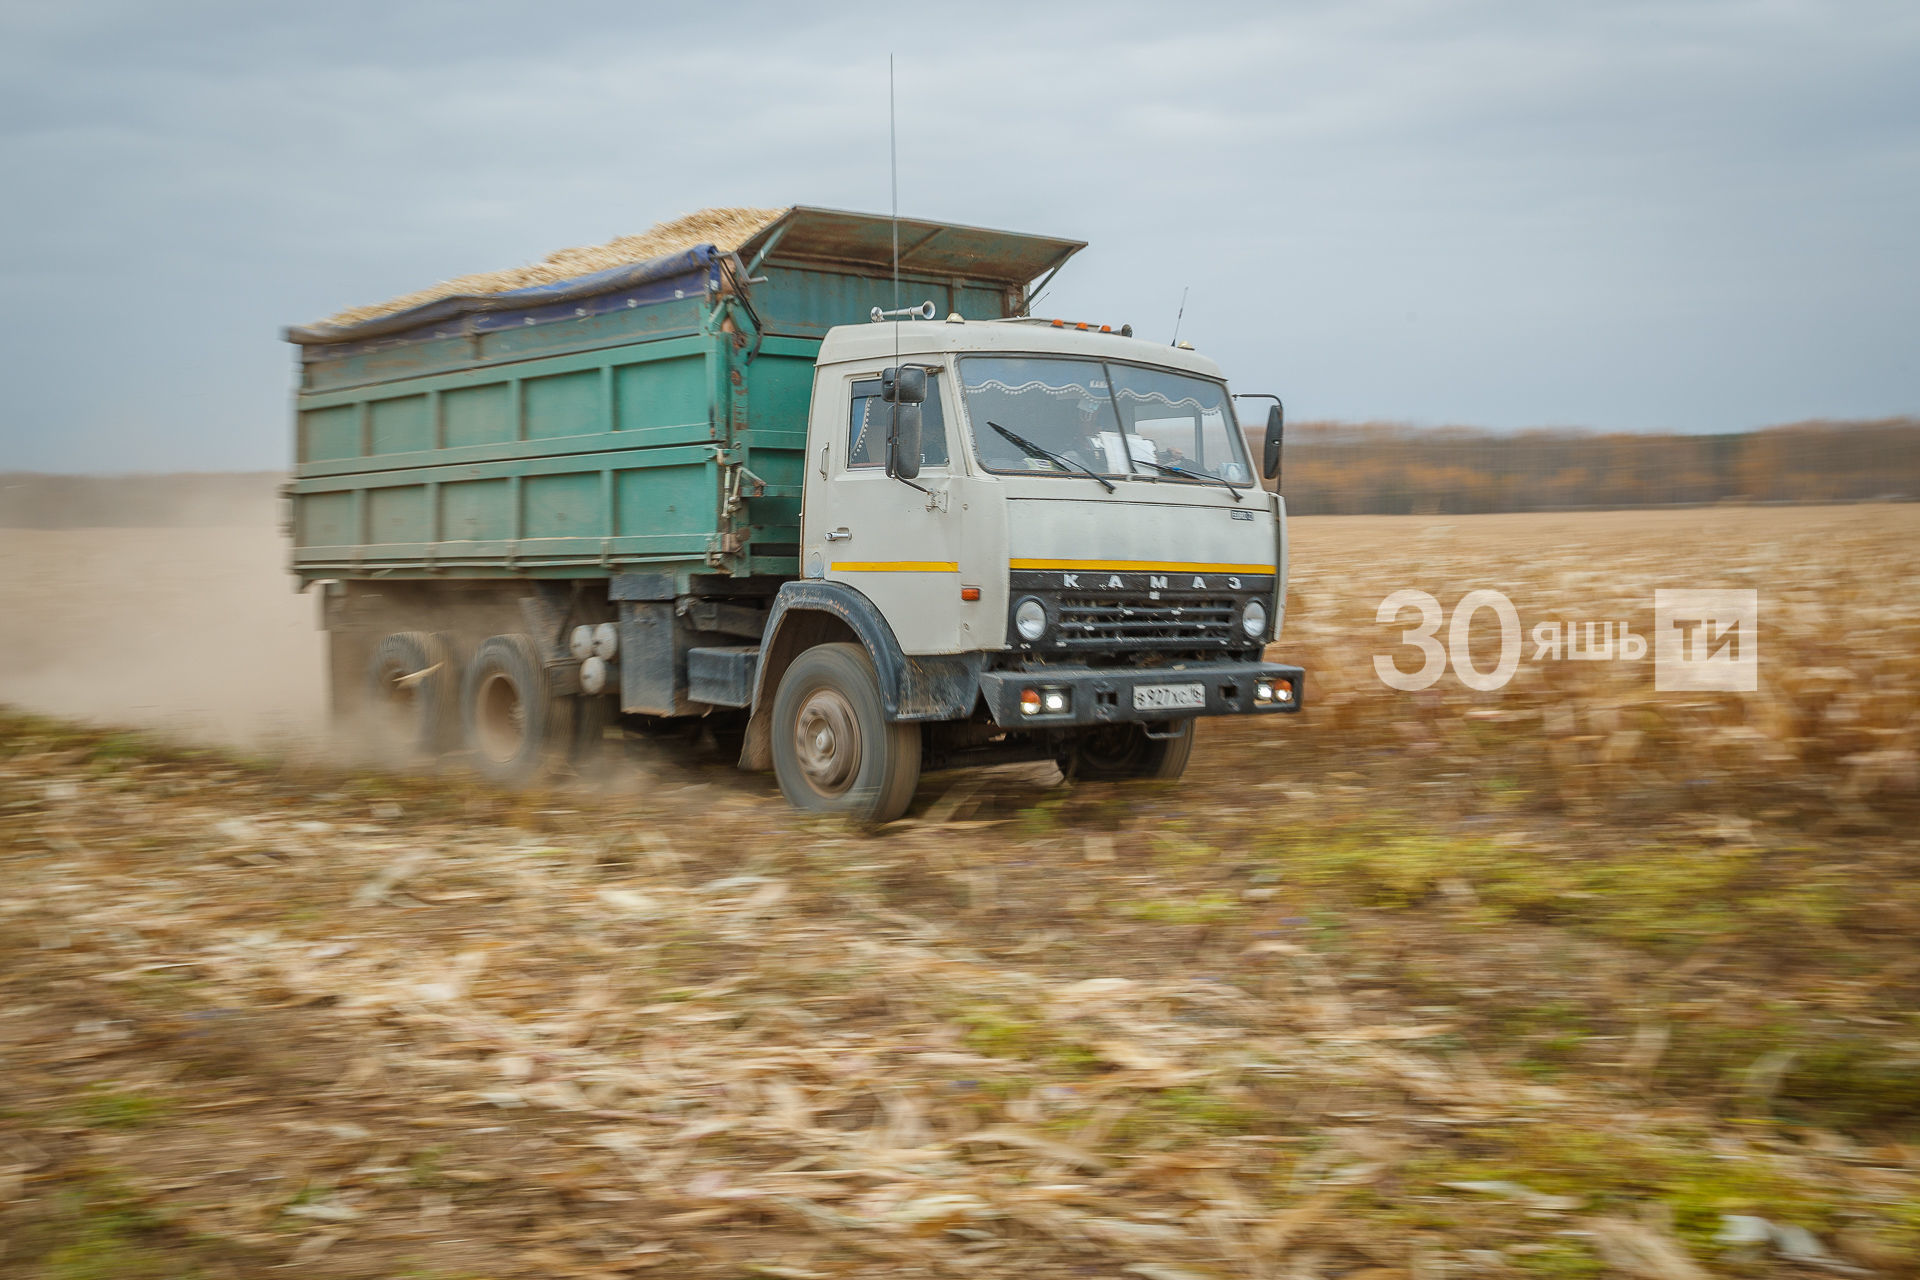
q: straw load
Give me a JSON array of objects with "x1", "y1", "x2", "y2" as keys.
[{"x1": 319, "y1": 206, "x2": 789, "y2": 328}]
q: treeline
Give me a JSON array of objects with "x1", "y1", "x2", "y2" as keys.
[{"x1": 1264, "y1": 418, "x2": 1920, "y2": 515}]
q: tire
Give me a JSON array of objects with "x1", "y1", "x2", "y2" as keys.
[
  {"x1": 1063, "y1": 719, "x2": 1196, "y2": 782},
  {"x1": 771, "y1": 643, "x2": 921, "y2": 823},
  {"x1": 461, "y1": 633, "x2": 556, "y2": 785},
  {"x1": 364, "y1": 631, "x2": 457, "y2": 759}
]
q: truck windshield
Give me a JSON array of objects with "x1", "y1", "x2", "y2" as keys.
[
  {"x1": 961, "y1": 357, "x2": 1129, "y2": 477},
  {"x1": 961, "y1": 355, "x2": 1251, "y2": 485}
]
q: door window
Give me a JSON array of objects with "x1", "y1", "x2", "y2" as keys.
[{"x1": 848, "y1": 373, "x2": 949, "y2": 470}]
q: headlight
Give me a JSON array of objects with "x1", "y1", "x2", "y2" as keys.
[
  {"x1": 1241, "y1": 598, "x2": 1268, "y2": 638},
  {"x1": 1014, "y1": 597, "x2": 1048, "y2": 641}
]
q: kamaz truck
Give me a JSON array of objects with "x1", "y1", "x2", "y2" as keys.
[{"x1": 285, "y1": 207, "x2": 1303, "y2": 821}]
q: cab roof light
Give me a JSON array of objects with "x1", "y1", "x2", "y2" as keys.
[{"x1": 1041, "y1": 318, "x2": 1134, "y2": 337}]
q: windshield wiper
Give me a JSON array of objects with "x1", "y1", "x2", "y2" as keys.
[
  {"x1": 986, "y1": 422, "x2": 1116, "y2": 493},
  {"x1": 1130, "y1": 456, "x2": 1245, "y2": 502}
]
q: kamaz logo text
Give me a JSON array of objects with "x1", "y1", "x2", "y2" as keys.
[{"x1": 1054, "y1": 573, "x2": 1246, "y2": 591}]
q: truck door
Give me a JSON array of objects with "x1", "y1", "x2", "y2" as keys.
[{"x1": 809, "y1": 368, "x2": 964, "y2": 654}]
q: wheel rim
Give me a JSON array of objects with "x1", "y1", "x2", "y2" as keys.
[
  {"x1": 793, "y1": 688, "x2": 861, "y2": 795},
  {"x1": 474, "y1": 670, "x2": 526, "y2": 764}
]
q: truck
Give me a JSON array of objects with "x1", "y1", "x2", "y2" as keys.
[{"x1": 284, "y1": 206, "x2": 1303, "y2": 821}]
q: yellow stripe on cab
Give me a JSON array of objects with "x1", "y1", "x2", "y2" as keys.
[{"x1": 831, "y1": 561, "x2": 960, "y2": 573}]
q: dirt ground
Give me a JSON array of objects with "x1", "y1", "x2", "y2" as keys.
[{"x1": 3, "y1": 505, "x2": 1919, "y2": 1278}]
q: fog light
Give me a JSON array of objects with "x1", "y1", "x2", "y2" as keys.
[
  {"x1": 1014, "y1": 597, "x2": 1047, "y2": 642},
  {"x1": 1043, "y1": 689, "x2": 1069, "y2": 714},
  {"x1": 1241, "y1": 598, "x2": 1268, "y2": 639},
  {"x1": 1020, "y1": 688, "x2": 1042, "y2": 715}
]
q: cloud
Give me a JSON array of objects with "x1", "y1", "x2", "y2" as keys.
[{"x1": 0, "y1": 0, "x2": 1915, "y2": 469}]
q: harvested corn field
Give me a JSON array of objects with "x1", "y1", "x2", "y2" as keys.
[
  {"x1": 317, "y1": 208, "x2": 787, "y2": 328},
  {"x1": 1285, "y1": 503, "x2": 1920, "y2": 807},
  {"x1": 3, "y1": 503, "x2": 1920, "y2": 1278}
]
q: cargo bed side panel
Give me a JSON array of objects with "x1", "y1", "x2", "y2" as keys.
[{"x1": 290, "y1": 334, "x2": 726, "y2": 580}]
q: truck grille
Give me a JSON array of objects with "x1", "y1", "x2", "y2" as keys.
[{"x1": 1054, "y1": 594, "x2": 1238, "y2": 650}]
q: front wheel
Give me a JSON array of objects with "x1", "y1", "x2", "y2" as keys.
[
  {"x1": 771, "y1": 643, "x2": 920, "y2": 823},
  {"x1": 1061, "y1": 720, "x2": 1196, "y2": 782}
]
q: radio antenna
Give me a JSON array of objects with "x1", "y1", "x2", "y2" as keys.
[
  {"x1": 1170, "y1": 286, "x2": 1189, "y2": 346},
  {"x1": 889, "y1": 54, "x2": 900, "y2": 318},
  {"x1": 888, "y1": 53, "x2": 903, "y2": 477}
]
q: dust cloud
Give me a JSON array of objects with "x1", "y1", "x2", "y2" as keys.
[{"x1": 0, "y1": 519, "x2": 325, "y2": 745}]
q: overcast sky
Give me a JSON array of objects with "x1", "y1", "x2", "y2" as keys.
[{"x1": 1, "y1": 0, "x2": 1915, "y2": 472}]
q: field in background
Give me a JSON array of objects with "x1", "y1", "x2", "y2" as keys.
[
  {"x1": 3, "y1": 502, "x2": 1919, "y2": 1277},
  {"x1": 6, "y1": 502, "x2": 1915, "y2": 809},
  {"x1": 1286, "y1": 504, "x2": 1920, "y2": 811}
]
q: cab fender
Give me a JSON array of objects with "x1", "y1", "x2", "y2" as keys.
[{"x1": 738, "y1": 580, "x2": 985, "y2": 771}]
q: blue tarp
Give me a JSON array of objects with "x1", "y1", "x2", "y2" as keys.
[{"x1": 284, "y1": 245, "x2": 722, "y2": 347}]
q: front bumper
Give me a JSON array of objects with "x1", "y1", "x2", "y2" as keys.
[{"x1": 978, "y1": 660, "x2": 1305, "y2": 730}]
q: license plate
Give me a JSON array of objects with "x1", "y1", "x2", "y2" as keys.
[{"x1": 1132, "y1": 682, "x2": 1205, "y2": 711}]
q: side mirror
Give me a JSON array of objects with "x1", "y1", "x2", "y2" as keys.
[
  {"x1": 890, "y1": 402, "x2": 923, "y2": 480},
  {"x1": 1262, "y1": 401, "x2": 1284, "y2": 486},
  {"x1": 883, "y1": 365, "x2": 927, "y2": 405}
]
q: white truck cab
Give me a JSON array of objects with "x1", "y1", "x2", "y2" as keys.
[{"x1": 742, "y1": 315, "x2": 1303, "y2": 820}]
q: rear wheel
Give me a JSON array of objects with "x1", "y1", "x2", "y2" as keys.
[
  {"x1": 1062, "y1": 720, "x2": 1195, "y2": 782},
  {"x1": 772, "y1": 643, "x2": 920, "y2": 823},
  {"x1": 462, "y1": 634, "x2": 556, "y2": 785},
  {"x1": 365, "y1": 631, "x2": 457, "y2": 760}
]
